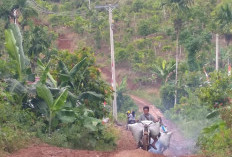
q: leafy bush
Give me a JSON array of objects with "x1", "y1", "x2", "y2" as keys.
[
  {"x1": 138, "y1": 20, "x2": 151, "y2": 36},
  {"x1": 0, "y1": 81, "x2": 37, "y2": 154},
  {"x1": 160, "y1": 83, "x2": 175, "y2": 110},
  {"x1": 117, "y1": 77, "x2": 138, "y2": 113},
  {"x1": 40, "y1": 119, "x2": 118, "y2": 151},
  {"x1": 197, "y1": 121, "x2": 232, "y2": 157},
  {"x1": 197, "y1": 71, "x2": 232, "y2": 108},
  {"x1": 115, "y1": 47, "x2": 127, "y2": 63}
]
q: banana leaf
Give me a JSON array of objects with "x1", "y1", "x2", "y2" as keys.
[
  {"x1": 57, "y1": 109, "x2": 77, "y2": 123},
  {"x1": 40, "y1": 61, "x2": 50, "y2": 84},
  {"x1": 58, "y1": 60, "x2": 69, "y2": 75},
  {"x1": 5, "y1": 29, "x2": 21, "y2": 79},
  {"x1": 6, "y1": 79, "x2": 27, "y2": 96},
  {"x1": 37, "y1": 59, "x2": 57, "y2": 87},
  {"x1": 52, "y1": 89, "x2": 68, "y2": 111},
  {"x1": 36, "y1": 82, "x2": 54, "y2": 108},
  {"x1": 70, "y1": 57, "x2": 86, "y2": 77},
  {"x1": 9, "y1": 24, "x2": 27, "y2": 69},
  {"x1": 78, "y1": 91, "x2": 103, "y2": 101}
]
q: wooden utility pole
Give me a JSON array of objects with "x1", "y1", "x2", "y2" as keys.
[
  {"x1": 174, "y1": 33, "x2": 179, "y2": 106},
  {"x1": 96, "y1": 4, "x2": 117, "y2": 120},
  {"x1": 88, "y1": 0, "x2": 91, "y2": 10},
  {"x1": 13, "y1": 9, "x2": 17, "y2": 24},
  {"x1": 216, "y1": 34, "x2": 219, "y2": 71}
]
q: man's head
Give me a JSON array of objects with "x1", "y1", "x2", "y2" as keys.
[{"x1": 143, "y1": 106, "x2": 149, "y2": 115}]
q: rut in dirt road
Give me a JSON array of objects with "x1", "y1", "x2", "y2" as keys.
[{"x1": 130, "y1": 95, "x2": 195, "y2": 157}]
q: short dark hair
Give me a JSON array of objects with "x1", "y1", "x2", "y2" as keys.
[{"x1": 143, "y1": 106, "x2": 149, "y2": 111}]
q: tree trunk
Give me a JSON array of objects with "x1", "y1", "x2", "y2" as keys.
[
  {"x1": 216, "y1": 34, "x2": 219, "y2": 71},
  {"x1": 174, "y1": 31, "x2": 179, "y2": 106}
]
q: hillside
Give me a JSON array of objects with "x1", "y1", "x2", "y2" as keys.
[{"x1": 1, "y1": 0, "x2": 232, "y2": 157}]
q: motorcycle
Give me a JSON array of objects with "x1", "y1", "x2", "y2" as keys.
[
  {"x1": 140, "y1": 120, "x2": 154, "y2": 151},
  {"x1": 139, "y1": 121, "x2": 171, "y2": 153}
]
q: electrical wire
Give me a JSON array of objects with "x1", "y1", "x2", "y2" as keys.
[{"x1": 27, "y1": 0, "x2": 86, "y2": 17}]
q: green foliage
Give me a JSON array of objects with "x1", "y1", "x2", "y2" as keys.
[
  {"x1": 117, "y1": 77, "x2": 138, "y2": 113},
  {"x1": 37, "y1": 59, "x2": 57, "y2": 87},
  {"x1": 197, "y1": 121, "x2": 232, "y2": 157},
  {"x1": 9, "y1": 24, "x2": 27, "y2": 70},
  {"x1": 36, "y1": 82, "x2": 68, "y2": 135},
  {"x1": 132, "y1": 0, "x2": 144, "y2": 12},
  {"x1": 152, "y1": 58, "x2": 176, "y2": 84},
  {"x1": 41, "y1": 122, "x2": 118, "y2": 151},
  {"x1": 165, "y1": 88, "x2": 216, "y2": 139},
  {"x1": 214, "y1": 1, "x2": 232, "y2": 35},
  {"x1": 58, "y1": 57, "x2": 86, "y2": 90},
  {"x1": 180, "y1": 28, "x2": 211, "y2": 71},
  {"x1": 115, "y1": 47, "x2": 127, "y2": 63},
  {"x1": 197, "y1": 71, "x2": 232, "y2": 108},
  {"x1": 0, "y1": 81, "x2": 38, "y2": 154},
  {"x1": 160, "y1": 83, "x2": 175, "y2": 110},
  {"x1": 4, "y1": 29, "x2": 23, "y2": 80},
  {"x1": 138, "y1": 20, "x2": 151, "y2": 37}
]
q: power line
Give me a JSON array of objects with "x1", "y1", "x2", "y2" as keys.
[{"x1": 27, "y1": 0, "x2": 86, "y2": 17}]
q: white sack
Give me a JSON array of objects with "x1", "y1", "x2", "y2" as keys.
[
  {"x1": 149, "y1": 122, "x2": 160, "y2": 139},
  {"x1": 159, "y1": 132, "x2": 172, "y2": 147},
  {"x1": 128, "y1": 123, "x2": 143, "y2": 143}
]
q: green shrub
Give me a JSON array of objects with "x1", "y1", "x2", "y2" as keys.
[
  {"x1": 198, "y1": 121, "x2": 232, "y2": 157},
  {"x1": 0, "y1": 126, "x2": 31, "y2": 153},
  {"x1": 41, "y1": 123, "x2": 118, "y2": 151},
  {"x1": 0, "y1": 81, "x2": 36, "y2": 154},
  {"x1": 160, "y1": 83, "x2": 175, "y2": 110},
  {"x1": 115, "y1": 47, "x2": 127, "y2": 63},
  {"x1": 197, "y1": 71, "x2": 232, "y2": 108}
]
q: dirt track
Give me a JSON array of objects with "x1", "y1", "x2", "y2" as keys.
[
  {"x1": 7, "y1": 96, "x2": 194, "y2": 157},
  {"x1": 130, "y1": 95, "x2": 195, "y2": 157}
]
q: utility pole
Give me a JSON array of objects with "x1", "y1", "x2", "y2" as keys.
[
  {"x1": 96, "y1": 4, "x2": 118, "y2": 120},
  {"x1": 13, "y1": 9, "x2": 17, "y2": 24},
  {"x1": 88, "y1": 0, "x2": 91, "y2": 10},
  {"x1": 216, "y1": 34, "x2": 219, "y2": 71},
  {"x1": 174, "y1": 33, "x2": 179, "y2": 106}
]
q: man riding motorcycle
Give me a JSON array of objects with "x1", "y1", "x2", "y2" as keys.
[{"x1": 138, "y1": 106, "x2": 164, "y2": 149}]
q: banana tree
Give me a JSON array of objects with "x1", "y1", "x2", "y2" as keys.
[
  {"x1": 152, "y1": 59, "x2": 176, "y2": 84},
  {"x1": 4, "y1": 24, "x2": 29, "y2": 81},
  {"x1": 37, "y1": 59, "x2": 57, "y2": 87},
  {"x1": 58, "y1": 57, "x2": 86, "y2": 91},
  {"x1": 5, "y1": 29, "x2": 23, "y2": 80},
  {"x1": 36, "y1": 82, "x2": 68, "y2": 135}
]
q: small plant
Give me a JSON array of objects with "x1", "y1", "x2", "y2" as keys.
[{"x1": 36, "y1": 82, "x2": 68, "y2": 135}]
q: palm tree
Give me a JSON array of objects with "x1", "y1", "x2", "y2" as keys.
[
  {"x1": 162, "y1": 0, "x2": 193, "y2": 105},
  {"x1": 215, "y1": 2, "x2": 232, "y2": 66}
]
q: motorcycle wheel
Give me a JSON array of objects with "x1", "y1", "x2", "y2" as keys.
[{"x1": 142, "y1": 134, "x2": 149, "y2": 151}]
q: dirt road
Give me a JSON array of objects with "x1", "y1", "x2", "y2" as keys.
[{"x1": 130, "y1": 95, "x2": 195, "y2": 157}]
